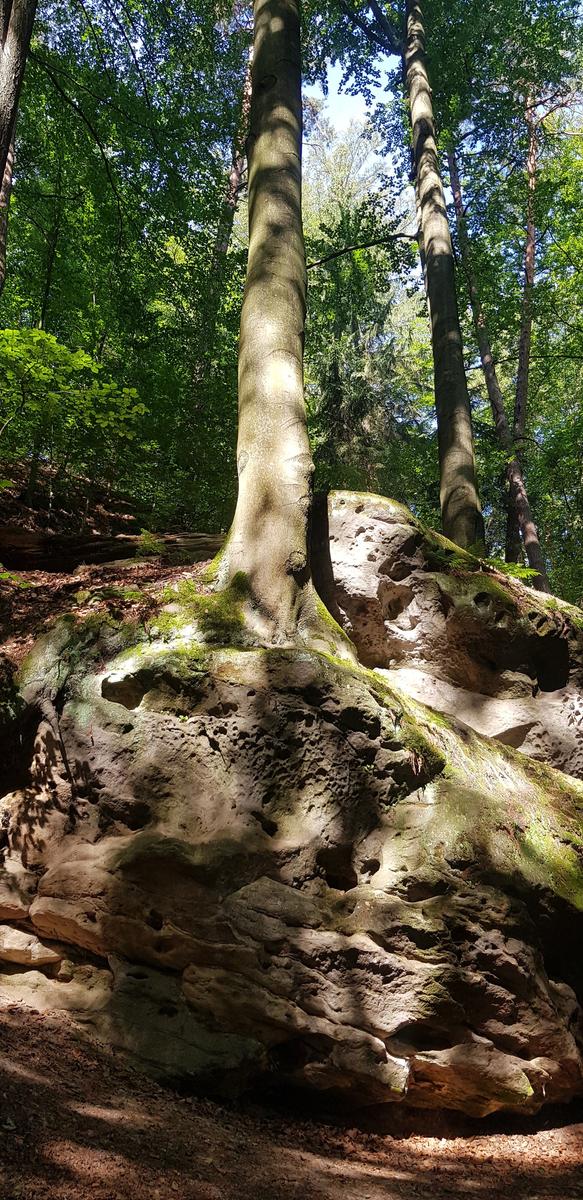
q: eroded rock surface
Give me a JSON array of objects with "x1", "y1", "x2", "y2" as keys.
[
  {"x1": 1, "y1": 574, "x2": 583, "y2": 1116},
  {"x1": 316, "y1": 492, "x2": 583, "y2": 779}
]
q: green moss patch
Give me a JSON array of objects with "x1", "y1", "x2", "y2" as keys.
[{"x1": 155, "y1": 571, "x2": 251, "y2": 645}]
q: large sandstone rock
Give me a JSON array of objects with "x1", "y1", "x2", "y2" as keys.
[
  {"x1": 0, "y1": 924, "x2": 61, "y2": 965},
  {"x1": 1, "y1": 492, "x2": 582, "y2": 1117},
  {"x1": 316, "y1": 492, "x2": 583, "y2": 779}
]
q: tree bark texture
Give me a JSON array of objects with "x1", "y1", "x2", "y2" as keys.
[
  {"x1": 0, "y1": 0, "x2": 37, "y2": 182},
  {"x1": 405, "y1": 0, "x2": 484, "y2": 550},
  {"x1": 513, "y1": 100, "x2": 537, "y2": 451},
  {"x1": 205, "y1": 48, "x2": 253, "y2": 358},
  {"x1": 220, "y1": 0, "x2": 316, "y2": 640},
  {"x1": 0, "y1": 133, "x2": 13, "y2": 297},
  {"x1": 448, "y1": 146, "x2": 550, "y2": 590},
  {"x1": 504, "y1": 99, "x2": 546, "y2": 579}
]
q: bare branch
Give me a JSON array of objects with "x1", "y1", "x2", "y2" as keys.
[
  {"x1": 368, "y1": 0, "x2": 402, "y2": 56},
  {"x1": 307, "y1": 232, "x2": 415, "y2": 269},
  {"x1": 337, "y1": 0, "x2": 394, "y2": 56}
]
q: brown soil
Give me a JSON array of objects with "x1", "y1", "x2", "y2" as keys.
[
  {"x1": 0, "y1": 558, "x2": 212, "y2": 666},
  {"x1": 0, "y1": 462, "x2": 143, "y2": 538},
  {"x1": 0, "y1": 1006, "x2": 581, "y2": 1200}
]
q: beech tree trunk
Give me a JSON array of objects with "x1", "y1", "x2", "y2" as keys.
[
  {"x1": 448, "y1": 146, "x2": 550, "y2": 591},
  {"x1": 405, "y1": 0, "x2": 484, "y2": 551},
  {"x1": 219, "y1": 0, "x2": 316, "y2": 641},
  {"x1": 505, "y1": 100, "x2": 541, "y2": 565},
  {"x1": 0, "y1": 0, "x2": 37, "y2": 182},
  {"x1": 0, "y1": 133, "x2": 13, "y2": 296}
]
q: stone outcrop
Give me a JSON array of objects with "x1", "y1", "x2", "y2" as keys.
[
  {"x1": 1, "y1": 492, "x2": 582, "y2": 1118},
  {"x1": 316, "y1": 492, "x2": 583, "y2": 779}
]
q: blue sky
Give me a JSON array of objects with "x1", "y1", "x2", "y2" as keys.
[{"x1": 306, "y1": 61, "x2": 393, "y2": 131}]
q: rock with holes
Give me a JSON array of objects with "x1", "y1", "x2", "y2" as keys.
[
  {"x1": 1, "y1": 597, "x2": 583, "y2": 1118},
  {"x1": 312, "y1": 492, "x2": 583, "y2": 779}
]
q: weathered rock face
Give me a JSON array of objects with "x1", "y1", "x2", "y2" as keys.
[
  {"x1": 1, "y1": 492, "x2": 583, "y2": 1119},
  {"x1": 316, "y1": 492, "x2": 583, "y2": 779}
]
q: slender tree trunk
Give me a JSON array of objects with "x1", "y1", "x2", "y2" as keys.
[
  {"x1": 514, "y1": 100, "x2": 537, "y2": 452},
  {"x1": 0, "y1": 0, "x2": 37, "y2": 181},
  {"x1": 212, "y1": 50, "x2": 252, "y2": 272},
  {"x1": 218, "y1": 0, "x2": 319, "y2": 642},
  {"x1": 505, "y1": 98, "x2": 541, "y2": 565},
  {"x1": 205, "y1": 49, "x2": 253, "y2": 359},
  {"x1": 0, "y1": 133, "x2": 13, "y2": 297},
  {"x1": 448, "y1": 146, "x2": 550, "y2": 590},
  {"x1": 189, "y1": 49, "x2": 252, "y2": 411},
  {"x1": 38, "y1": 221, "x2": 59, "y2": 330},
  {"x1": 405, "y1": 0, "x2": 484, "y2": 550},
  {"x1": 23, "y1": 422, "x2": 41, "y2": 505},
  {"x1": 504, "y1": 491, "x2": 523, "y2": 563},
  {"x1": 38, "y1": 155, "x2": 62, "y2": 330}
]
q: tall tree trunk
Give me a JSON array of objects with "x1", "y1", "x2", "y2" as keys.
[
  {"x1": 205, "y1": 49, "x2": 253, "y2": 360},
  {"x1": 218, "y1": 0, "x2": 319, "y2": 643},
  {"x1": 212, "y1": 50, "x2": 252, "y2": 272},
  {"x1": 448, "y1": 146, "x2": 550, "y2": 591},
  {"x1": 405, "y1": 0, "x2": 484, "y2": 550},
  {"x1": 0, "y1": 132, "x2": 13, "y2": 297},
  {"x1": 38, "y1": 220, "x2": 59, "y2": 330},
  {"x1": 505, "y1": 98, "x2": 540, "y2": 564},
  {"x1": 0, "y1": 0, "x2": 37, "y2": 181},
  {"x1": 504, "y1": 499, "x2": 522, "y2": 564},
  {"x1": 38, "y1": 154, "x2": 62, "y2": 330}
]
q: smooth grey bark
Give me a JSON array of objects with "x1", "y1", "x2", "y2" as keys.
[
  {"x1": 404, "y1": 0, "x2": 484, "y2": 550},
  {"x1": 0, "y1": 133, "x2": 13, "y2": 297},
  {"x1": 220, "y1": 0, "x2": 344, "y2": 648},
  {"x1": 0, "y1": 0, "x2": 37, "y2": 182},
  {"x1": 448, "y1": 146, "x2": 550, "y2": 591}
]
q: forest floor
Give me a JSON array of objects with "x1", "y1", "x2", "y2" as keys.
[
  {"x1": 0, "y1": 558, "x2": 212, "y2": 666},
  {"x1": 0, "y1": 463, "x2": 144, "y2": 539},
  {"x1": 0, "y1": 1006, "x2": 582, "y2": 1200}
]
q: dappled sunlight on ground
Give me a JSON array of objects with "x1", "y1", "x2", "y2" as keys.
[{"x1": 0, "y1": 1007, "x2": 581, "y2": 1200}]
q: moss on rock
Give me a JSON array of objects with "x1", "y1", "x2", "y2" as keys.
[{"x1": 157, "y1": 571, "x2": 251, "y2": 645}]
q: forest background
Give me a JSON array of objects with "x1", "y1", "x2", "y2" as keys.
[{"x1": 0, "y1": 0, "x2": 581, "y2": 603}]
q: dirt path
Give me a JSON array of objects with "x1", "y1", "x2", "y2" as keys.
[{"x1": 0, "y1": 1007, "x2": 581, "y2": 1200}]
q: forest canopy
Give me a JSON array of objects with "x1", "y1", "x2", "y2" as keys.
[{"x1": 0, "y1": 0, "x2": 582, "y2": 601}]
